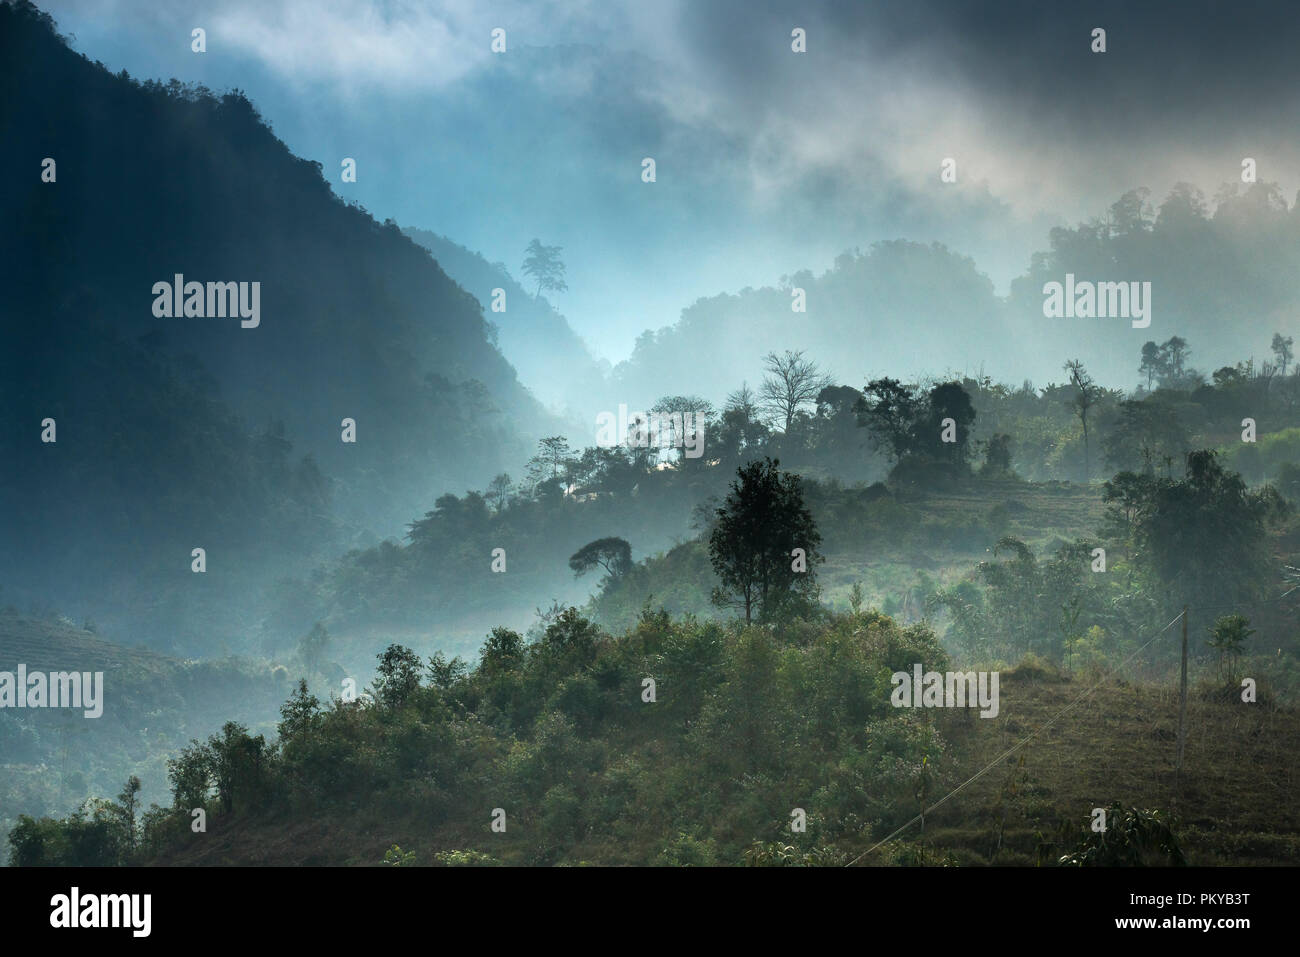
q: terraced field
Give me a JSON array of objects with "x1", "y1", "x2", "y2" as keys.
[{"x1": 0, "y1": 611, "x2": 178, "y2": 674}]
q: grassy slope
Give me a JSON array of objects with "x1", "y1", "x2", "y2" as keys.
[{"x1": 915, "y1": 665, "x2": 1300, "y2": 866}]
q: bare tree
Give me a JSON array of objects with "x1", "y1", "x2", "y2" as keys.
[
  {"x1": 725, "y1": 382, "x2": 761, "y2": 421},
  {"x1": 1064, "y1": 359, "x2": 1102, "y2": 482},
  {"x1": 758, "y1": 350, "x2": 833, "y2": 432},
  {"x1": 649, "y1": 395, "x2": 715, "y2": 467},
  {"x1": 487, "y1": 473, "x2": 513, "y2": 511}
]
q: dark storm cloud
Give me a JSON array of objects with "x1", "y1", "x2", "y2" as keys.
[{"x1": 673, "y1": 0, "x2": 1300, "y2": 143}]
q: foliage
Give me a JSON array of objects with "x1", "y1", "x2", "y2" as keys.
[
  {"x1": 709, "y1": 459, "x2": 823, "y2": 623},
  {"x1": 1058, "y1": 803, "x2": 1186, "y2": 866}
]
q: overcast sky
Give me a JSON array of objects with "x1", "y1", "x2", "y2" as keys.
[{"x1": 39, "y1": 0, "x2": 1300, "y2": 362}]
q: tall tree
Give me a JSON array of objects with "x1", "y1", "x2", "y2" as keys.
[
  {"x1": 487, "y1": 472, "x2": 513, "y2": 511},
  {"x1": 526, "y1": 436, "x2": 573, "y2": 492},
  {"x1": 922, "y1": 381, "x2": 977, "y2": 467},
  {"x1": 708, "y1": 458, "x2": 821, "y2": 623},
  {"x1": 1161, "y1": 336, "x2": 1191, "y2": 382},
  {"x1": 1139, "y1": 341, "x2": 1165, "y2": 390},
  {"x1": 116, "y1": 776, "x2": 141, "y2": 855},
  {"x1": 1064, "y1": 359, "x2": 1102, "y2": 481},
  {"x1": 1271, "y1": 332, "x2": 1294, "y2": 377},
  {"x1": 858, "y1": 377, "x2": 921, "y2": 463},
  {"x1": 1108, "y1": 187, "x2": 1153, "y2": 236},
  {"x1": 649, "y1": 394, "x2": 716, "y2": 467},
  {"x1": 521, "y1": 239, "x2": 568, "y2": 299}
]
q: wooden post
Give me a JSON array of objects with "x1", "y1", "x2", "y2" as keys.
[{"x1": 1176, "y1": 605, "x2": 1188, "y2": 796}]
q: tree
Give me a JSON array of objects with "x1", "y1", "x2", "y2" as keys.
[
  {"x1": 167, "y1": 740, "x2": 214, "y2": 811},
  {"x1": 480, "y1": 626, "x2": 525, "y2": 676},
  {"x1": 1160, "y1": 336, "x2": 1191, "y2": 383},
  {"x1": 1064, "y1": 359, "x2": 1102, "y2": 481},
  {"x1": 1272, "y1": 333, "x2": 1294, "y2": 377},
  {"x1": 206, "y1": 722, "x2": 270, "y2": 815},
  {"x1": 980, "y1": 434, "x2": 1014, "y2": 477},
  {"x1": 758, "y1": 350, "x2": 833, "y2": 432},
  {"x1": 278, "y1": 678, "x2": 321, "y2": 741},
  {"x1": 427, "y1": 652, "x2": 467, "y2": 690},
  {"x1": 1139, "y1": 341, "x2": 1165, "y2": 390},
  {"x1": 1102, "y1": 399, "x2": 1189, "y2": 475},
  {"x1": 372, "y1": 644, "x2": 423, "y2": 709},
  {"x1": 1207, "y1": 614, "x2": 1253, "y2": 684},
  {"x1": 810, "y1": 384, "x2": 872, "y2": 472},
  {"x1": 708, "y1": 458, "x2": 822, "y2": 623},
  {"x1": 1108, "y1": 187, "x2": 1153, "y2": 237},
  {"x1": 521, "y1": 239, "x2": 568, "y2": 299},
  {"x1": 487, "y1": 472, "x2": 513, "y2": 511},
  {"x1": 921, "y1": 381, "x2": 976, "y2": 468},
  {"x1": 649, "y1": 394, "x2": 715, "y2": 466},
  {"x1": 1156, "y1": 182, "x2": 1208, "y2": 230},
  {"x1": 715, "y1": 383, "x2": 770, "y2": 467},
  {"x1": 859, "y1": 378, "x2": 921, "y2": 462},
  {"x1": 1129, "y1": 451, "x2": 1276, "y2": 608},
  {"x1": 116, "y1": 776, "x2": 141, "y2": 855},
  {"x1": 526, "y1": 436, "x2": 573, "y2": 493},
  {"x1": 538, "y1": 607, "x2": 602, "y2": 666},
  {"x1": 569, "y1": 537, "x2": 632, "y2": 582},
  {"x1": 726, "y1": 382, "x2": 762, "y2": 423}
]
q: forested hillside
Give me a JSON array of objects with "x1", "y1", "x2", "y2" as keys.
[{"x1": 0, "y1": 2, "x2": 557, "y2": 650}]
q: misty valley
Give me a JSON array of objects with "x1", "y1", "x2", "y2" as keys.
[{"x1": 1, "y1": 0, "x2": 1298, "y2": 886}]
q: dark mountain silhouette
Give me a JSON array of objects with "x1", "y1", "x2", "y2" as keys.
[{"x1": 0, "y1": 1, "x2": 555, "y2": 649}]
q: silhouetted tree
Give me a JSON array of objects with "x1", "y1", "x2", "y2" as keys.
[
  {"x1": 1272, "y1": 333, "x2": 1294, "y2": 377},
  {"x1": 708, "y1": 458, "x2": 821, "y2": 623},
  {"x1": 522, "y1": 239, "x2": 568, "y2": 299},
  {"x1": 569, "y1": 537, "x2": 633, "y2": 582},
  {"x1": 859, "y1": 378, "x2": 921, "y2": 463},
  {"x1": 759, "y1": 350, "x2": 832, "y2": 432},
  {"x1": 1064, "y1": 359, "x2": 1102, "y2": 481}
]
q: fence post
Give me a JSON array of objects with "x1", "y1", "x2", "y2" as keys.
[{"x1": 1176, "y1": 605, "x2": 1188, "y2": 798}]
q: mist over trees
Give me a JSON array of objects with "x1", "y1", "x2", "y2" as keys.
[
  {"x1": 0, "y1": 2, "x2": 557, "y2": 648},
  {"x1": 6, "y1": 0, "x2": 1300, "y2": 873}
]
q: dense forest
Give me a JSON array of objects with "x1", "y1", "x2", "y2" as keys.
[{"x1": 11, "y1": 336, "x2": 1300, "y2": 863}]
